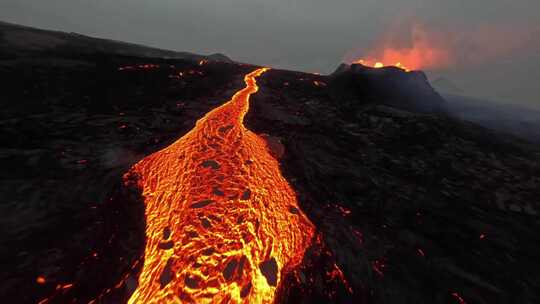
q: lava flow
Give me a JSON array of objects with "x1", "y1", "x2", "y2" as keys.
[{"x1": 124, "y1": 67, "x2": 315, "y2": 303}]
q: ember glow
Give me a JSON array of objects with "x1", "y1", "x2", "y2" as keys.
[
  {"x1": 124, "y1": 68, "x2": 315, "y2": 303},
  {"x1": 353, "y1": 59, "x2": 412, "y2": 71}
]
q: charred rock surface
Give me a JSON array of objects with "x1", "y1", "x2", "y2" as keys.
[
  {"x1": 329, "y1": 63, "x2": 447, "y2": 114},
  {"x1": 246, "y1": 68, "x2": 540, "y2": 304},
  {"x1": 0, "y1": 20, "x2": 232, "y2": 63},
  {"x1": 1, "y1": 22, "x2": 540, "y2": 304},
  {"x1": 0, "y1": 24, "x2": 250, "y2": 302}
]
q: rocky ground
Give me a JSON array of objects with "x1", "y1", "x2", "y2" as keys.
[
  {"x1": 1, "y1": 22, "x2": 540, "y2": 304},
  {"x1": 0, "y1": 27, "x2": 250, "y2": 300},
  {"x1": 249, "y1": 69, "x2": 540, "y2": 304}
]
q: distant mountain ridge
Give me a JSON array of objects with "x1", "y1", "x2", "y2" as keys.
[
  {"x1": 0, "y1": 20, "x2": 232, "y2": 62},
  {"x1": 443, "y1": 93, "x2": 540, "y2": 143}
]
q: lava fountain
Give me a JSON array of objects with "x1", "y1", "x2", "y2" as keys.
[{"x1": 124, "y1": 68, "x2": 315, "y2": 303}]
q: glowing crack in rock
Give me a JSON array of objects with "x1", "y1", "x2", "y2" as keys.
[{"x1": 125, "y1": 68, "x2": 315, "y2": 303}]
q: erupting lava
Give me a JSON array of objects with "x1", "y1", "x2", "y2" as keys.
[
  {"x1": 348, "y1": 23, "x2": 455, "y2": 72},
  {"x1": 354, "y1": 59, "x2": 410, "y2": 72},
  {"x1": 124, "y1": 68, "x2": 315, "y2": 303}
]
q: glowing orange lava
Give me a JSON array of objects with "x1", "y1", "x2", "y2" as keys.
[
  {"x1": 349, "y1": 23, "x2": 456, "y2": 71},
  {"x1": 354, "y1": 59, "x2": 410, "y2": 71},
  {"x1": 125, "y1": 68, "x2": 315, "y2": 303}
]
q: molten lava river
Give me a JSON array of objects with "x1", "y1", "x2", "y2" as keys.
[{"x1": 124, "y1": 68, "x2": 315, "y2": 304}]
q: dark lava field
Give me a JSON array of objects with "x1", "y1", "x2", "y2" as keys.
[{"x1": 1, "y1": 21, "x2": 539, "y2": 304}]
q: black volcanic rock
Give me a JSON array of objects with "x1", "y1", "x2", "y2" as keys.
[
  {"x1": 0, "y1": 20, "x2": 226, "y2": 63},
  {"x1": 248, "y1": 68, "x2": 540, "y2": 304},
  {"x1": 1, "y1": 22, "x2": 540, "y2": 304},
  {"x1": 0, "y1": 24, "x2": 251, "y2": 302},
  {"x1": 330, "y1": 63, "x2": 447, "y2": 114},
  {"x1": 331, "y1": 62, "x2": 351, "y2": 75}
]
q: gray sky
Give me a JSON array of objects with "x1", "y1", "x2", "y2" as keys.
[{"x1": 1, "y1": 0, "x2": 539, "y2": 107}]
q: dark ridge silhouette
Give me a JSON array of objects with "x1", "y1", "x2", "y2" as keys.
[
  {"x1": 0, "y1": 20, "x2": 232, "y2": 62},
  {"x1": 330, "y1": 63, "x2": 447, "y2": 114}
]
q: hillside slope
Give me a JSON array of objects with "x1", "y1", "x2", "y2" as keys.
[
  {"x1": 0, "y1": 20, "x2": 231, "y2": 63},
  {"x1": 1, "y1": 22, "x2": 539, "y2": 304}
]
